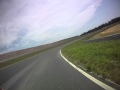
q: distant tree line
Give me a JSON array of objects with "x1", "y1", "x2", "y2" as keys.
[{"x1": 81, "y1": 17, "x2": 120, "y2": 36}]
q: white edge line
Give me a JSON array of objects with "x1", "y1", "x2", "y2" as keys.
[{"x1": 60, "y1": 50, "x2": 115, "y2": 90}]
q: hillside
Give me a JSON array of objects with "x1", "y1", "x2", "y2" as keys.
[{"x1": 90, "y1": 24, "x2": 120, "y2": 39}]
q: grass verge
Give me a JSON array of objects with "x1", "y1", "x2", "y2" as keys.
[
  {"x1": 61, "y1": 40, "x2": 120, "y2": 85},
  {"x1": 0, "y1": 47, "x2": 51, "y2": 69}
]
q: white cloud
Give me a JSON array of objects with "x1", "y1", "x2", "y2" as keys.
[{"x1": 0, "y1": 0, "x2": 103, "y2": 54}]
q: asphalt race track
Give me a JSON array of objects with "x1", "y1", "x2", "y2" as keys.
[{"x1": 0, "y1": 44, "x2": 113, "y2": 90}]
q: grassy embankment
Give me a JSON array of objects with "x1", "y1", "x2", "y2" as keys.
[
  {"x1": 84, "y1": 24, "x2": 120, "y2": 40},
  {"x1": 61, "y1": 40, "x2": 120, "y2": 84},
  {"x1": 90, "y1": 24, "x2": 120, "y2": 39},
  {"x1": 89, "y1": 24, "x2": 120, "y2": 39}
]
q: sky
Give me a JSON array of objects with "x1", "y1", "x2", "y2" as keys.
[{"x1": 0, "y1": 0, "x2": 120, "y2": 54}]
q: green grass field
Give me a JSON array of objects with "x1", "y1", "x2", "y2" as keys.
[{"x1": 61, "y1": 40, "x2": 120, "y2": 84}]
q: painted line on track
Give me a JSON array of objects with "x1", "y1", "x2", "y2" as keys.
[{"x1": 60, "y1": 50, "x2": 115, "y2": 90}]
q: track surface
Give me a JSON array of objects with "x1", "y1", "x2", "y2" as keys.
[{"x1": 0, "y1": 45, "x2": 105, "y2": 90}]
